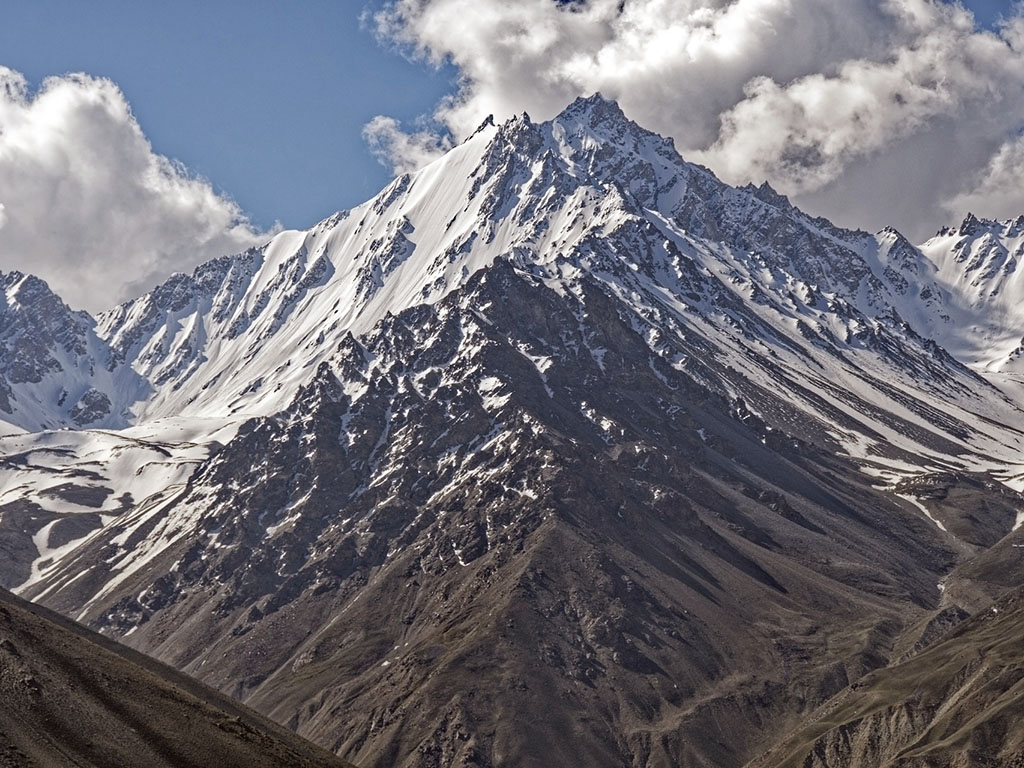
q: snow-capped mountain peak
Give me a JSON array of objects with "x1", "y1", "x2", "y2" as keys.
[
  {"x1": 893, "y1": 211, "x2": 1024, "y2": 372},
  {"x1": 8, "y1": 95, "x2": 1024, "y2": 768},
  {"x1": 7, "y1": 96, "x2": 1024, "y2": 489}
]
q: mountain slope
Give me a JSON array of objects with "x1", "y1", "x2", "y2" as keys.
[
  {"x1": 24, "y1": 262, "x2": 965, "y2": 767},
  {"x1": 748, "y1": 587, "x2": 1024, "y2": 768},
  {"x1": 4, "y1": 95, "x2": 1024, "y2": 767},
  {"x1": 911, "y1": 214, "x2": 1024, "y2": 372},
  {"x1": 0, "y1": 585, "x2": 351, "y2": 768},
  {"x1": 0, "y1": 272, "x2": 148, "y2": 432},
  {"x1": 88, "y1": 97, "x2": 1024, "y2": 486}
]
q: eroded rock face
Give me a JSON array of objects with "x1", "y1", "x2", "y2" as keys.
[
  {"x1": 0, "y1": 272, "x2": 91, "y2": 385},
  {"x1": 0, "y1": 272, "x2": 146, "y2": 431},
  {"x1": 751, "y1": 588, "x2": 1024, "y2": 768}
]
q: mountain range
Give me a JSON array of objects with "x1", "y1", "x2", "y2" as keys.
[{"x1": 2, "y1": 95, "x2": 1024, "y2": 766}]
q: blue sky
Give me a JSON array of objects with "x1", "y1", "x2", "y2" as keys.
[
  {"x1": 0, "y1": 0, "x2": 455, "y2": 231},
  {"x1": 967, "y1": 0, "x2": 1015, "y2": 26}
]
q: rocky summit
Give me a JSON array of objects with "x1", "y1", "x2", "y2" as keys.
[{"x1": 3, "y1": 95, "x2": 1024, "y2": 766}]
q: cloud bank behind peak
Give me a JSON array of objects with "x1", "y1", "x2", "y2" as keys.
[{"x1": 368, "y1": 0, "x2": 1024, "y2": 239}]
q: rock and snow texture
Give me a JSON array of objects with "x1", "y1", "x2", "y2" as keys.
[
  {"x1": 18, "y1": 259, "x2": 976, "y2": 767},
  {"x1": 0, "y1": 422, "x2": 221, "y2": 590},
  {"x1": 36, "y1": 96, "x2": 1022, "y2": 481},
  {"x1": 915, "y1": 214, "x2": 1024, "y2": 371},
  {"x1": 8, "y1": 93, "x2": 1024, "y2": 597},
  {"x1": 6, "y1": 95, "x2": 1024, "y2": 767},
  {"x1": 0, "y1": 272, "x2": 149, "y2": 432}
]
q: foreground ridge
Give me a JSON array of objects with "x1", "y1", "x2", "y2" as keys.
[
  {"x1": 749, "y1": 586, "x2": 1024, "y2": 767},
  {"x1": 0, "y1": 586, "x2": 353, "y2": 768}
]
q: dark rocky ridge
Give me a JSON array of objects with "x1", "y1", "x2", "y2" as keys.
[{"x1": 0, "y1": 585, "x2": 352, "y2": 768}]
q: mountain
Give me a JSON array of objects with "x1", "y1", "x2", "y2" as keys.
[
  {"x1": 21, "y1": 262, "x2": 966, "y2": 767},
  {"x1": 0, "y1": 272, "x2": 148, "y2": 432},
  {"x1": 3, "y1": 94, "x2": 1024, "y2": 766},
  {"x1": 866, "y1": 213, "x2": 1024, "y2": 426},
  {"x1": 0, "y1": 584, "x2": 352, "y2": 768}
]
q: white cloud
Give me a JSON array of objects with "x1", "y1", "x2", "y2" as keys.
[
  {"x1": 363, "y1": 115, "x2": 453, "y2": 175},
  {"x1": 371, "y1": 0, "x2": 1024, "y2": 238},
  {"x1": 947, "y1": 133, "x2": 1024, "y2": 220},
  {"x1": 0, "y1": 67, "x2": 270, "y2": 313},
  {"x1": 698, "y1": 4, "x2": 1024, "y2": 191}
]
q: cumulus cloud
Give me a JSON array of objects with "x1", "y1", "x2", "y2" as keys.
[
  {"x1": 369, "y1": 0, "x2": 1024, "y2": 238},
  {"x1": 0, "y1": 67, "x2": 270, "y2": 313},
  {"x1": 703, "y1": 11, "x2": 1012, "y2": 184}
]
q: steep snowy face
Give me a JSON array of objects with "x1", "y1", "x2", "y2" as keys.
[
  {"x1": 83, "y1": 95, "x2": 1024, "y2": 481},
  {"x1": 862, "y1": 213, "x2": 1024, "y2": 377},
  {"x1": 0, "y1": 272, "x2": 149, "y2": 432},
  {"x1": 912, "y1": 214, "x2": 1024, "y2": 371},
  {"x1": 97, "y1": 95, "x2": 889, "y2": 424},
  {"x1": 548, "y1": 96, "x2": 881, "y2": 299},
  {"x1": 96, "y1": 118, "x2": 516, "y2": 421}
]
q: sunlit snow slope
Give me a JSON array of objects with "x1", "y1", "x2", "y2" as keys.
[
  {"x1": 71, "y1": 97, "x2": 1023, "y2": 483},
  {"x1": 0, "y1": 273, "x2": 149, "y2": 432}
]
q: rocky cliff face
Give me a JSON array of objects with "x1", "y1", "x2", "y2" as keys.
[{"x1": 0, "y1": 271, "x2": 148, "y2": 432}]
